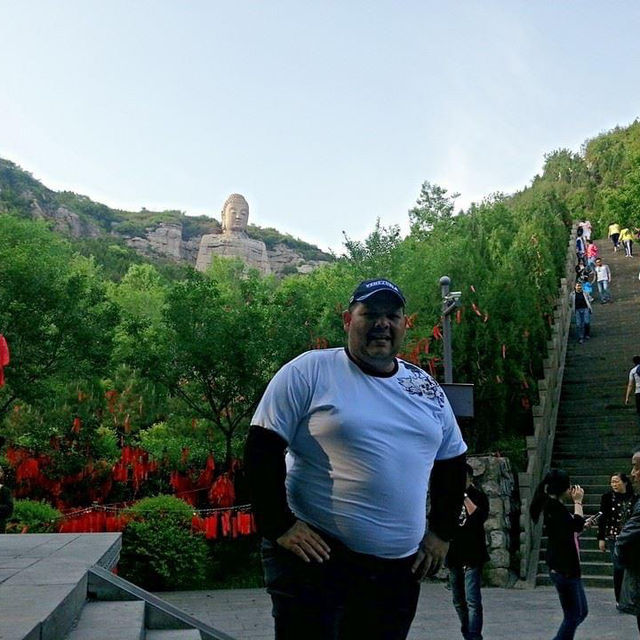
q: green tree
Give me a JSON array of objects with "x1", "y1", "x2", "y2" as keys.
[
  {"x1": 0, "y1": 217, "x2": 116, "y2": 420},
  {"x1": 115, "y1": 262, "x2": 279, "y2": 465},
  {"x1": 408, "y1": 181, "x2": 460, "y2": 237}
]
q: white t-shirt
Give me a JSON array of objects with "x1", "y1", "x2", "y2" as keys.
[
  {"x1": 251, "y1": 348, "x2": 467, "y2": 558},
  {"x1": 629, "y1": 366, "x2": 640, "y2": 394},
  {"x1": 595, "y1": 264, "x2": 611, "y2": 282}
]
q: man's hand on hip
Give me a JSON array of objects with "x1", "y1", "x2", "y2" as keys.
[
  {"x1": 411, "y1": 531, "x2": 449, "y2": 579},
  {"x1": 276, "y1": 520, "x2": 331, "y2": 563}
]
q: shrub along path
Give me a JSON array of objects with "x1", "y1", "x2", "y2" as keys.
[{"x1": 539, "y1": 237, "x2": 640, "y2": 588}]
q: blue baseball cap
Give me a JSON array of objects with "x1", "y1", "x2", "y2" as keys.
[{"x1": 349, "y1": 278, "x2": 406, "y2": 306}]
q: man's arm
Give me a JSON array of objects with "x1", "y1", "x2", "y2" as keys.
[
  {"x1": 626, "y1": 378, "x2": 634, "y2": 404},
  {"x1": 244, "y1": 425, "x2": 330, "y2": 562},
  {"x1": 411, "y1": 453, "x2": 466, "y2": 578}
]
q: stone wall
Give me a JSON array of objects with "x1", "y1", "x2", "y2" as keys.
[
  {"x1": 517, "y1": 224, "x2": 578, "y2": 585},
  {"x1": 468, "y1": 455, "x2": 518, "y2": 587}
]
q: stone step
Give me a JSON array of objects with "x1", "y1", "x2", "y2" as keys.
[
  {"x1": 65, "y1": 600, "x2": 145, "y2": 640},
  {"x1": 145, "y1": 630, "x2": 201, "y2": 639},
  {"x1": 536, "y1": 573, "x2": 613, "y2": 588},
  {"x1": 557, "y1": 415, "x2": 633, "y2": 424},
  {"x1": 537, "y1": 560, "x2": 612, "y2": 577},
  {"x1": 552, "y1": 460, "x2": 632, "y2": 475},
  {"x1": 554, "y1": 434, "x2": 638, "y2": 445},
  {"x1": 553, "y1": 448, "x2": 636, "y2": 458}
]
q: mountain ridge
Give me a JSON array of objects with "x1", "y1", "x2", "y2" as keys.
[{"x1": 0, "y1": 157, "x2": 333, "y2": 276}]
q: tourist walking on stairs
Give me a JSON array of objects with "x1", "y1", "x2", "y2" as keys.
[
  {"x1": 609, "y1": 222, "x2": 621, "y2": 252},
  {"x1": 621, "y1": 227, "x2": 635, "y2": 257},
  {"x1": 571, "y1": 282, "x2": 592, "y2": 344},
  {"x1": 598, "y1": 472, "x2": 636, "y2": 608},
  {"x1": 625, "y1": 356, "x2": 640, "y2": 429},
  {"x1": 595, "y1": 257, "x2": 612, "y2": 303},
  {"x1": 530, "y1": 469, "x2": 588, "y2": 640}
]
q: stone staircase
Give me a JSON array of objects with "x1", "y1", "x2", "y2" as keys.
[
  {"x1": 537, "y1": 239, "x2": 640, "y2": 587},
  {"x1": 0, "y1": 534, "x2": 234, "y2": 640},
  {"x1": 64, "y1": 566, "x2": 235, "y2": 640}
]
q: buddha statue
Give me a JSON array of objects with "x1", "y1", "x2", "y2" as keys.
[{"x1": 195, "y1": 194, "x2": 271, "y2": 275}]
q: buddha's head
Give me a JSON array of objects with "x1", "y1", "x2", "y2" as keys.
[{"x1": 221, "y1": 194, "x2": 249, "y2": 233}]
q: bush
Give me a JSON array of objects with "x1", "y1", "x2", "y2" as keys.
[
  {"x1": 126, "y1": 494, "x2": 194, "y2": 525},
  {"x1": 6, "y1": 499, "x2": 61, "y2": 533},
  {"x1": 119, "y1": 495, "x2": 207, "y2": 590}
]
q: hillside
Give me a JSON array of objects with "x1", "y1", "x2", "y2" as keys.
[{"x1": 0, "y1": 158, "x2": 333, "y2": 278}]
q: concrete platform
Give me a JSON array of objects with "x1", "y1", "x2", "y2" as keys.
[
  {"x1": 0, "y1": 533, "x2": 121, "y2": 640},
  {"x1": 159, "y1": 583, "x2": 639, "y2": 640}
]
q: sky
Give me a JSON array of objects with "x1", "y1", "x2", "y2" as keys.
[{"x1": 1, "y1": 2, "x2": 640, "y2": 253}]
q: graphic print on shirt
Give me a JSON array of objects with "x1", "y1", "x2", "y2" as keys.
[{"x1": 397, "y1": 362, "x2": 445, "y2": 407}]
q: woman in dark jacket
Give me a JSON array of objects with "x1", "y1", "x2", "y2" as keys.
[
  {"x1": 530, "y1": 469, "x2": 587, "y2": 640},
  {"x1": 598, "y1": 472, "x2": 636, "y2": 606}
]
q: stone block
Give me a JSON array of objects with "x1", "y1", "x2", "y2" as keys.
[
  {"x1": 489, "y1": 530, "x2": 507, "y2": 549},
  {"x1": 489, "y1": 498, "x2": 504, "y2": 516},
  {"x1": 484, "y1": 567, "x2": 509, "y2": 587},
  {"x1": 489, "y1": 549, "x2": 510, "y2": 568}
]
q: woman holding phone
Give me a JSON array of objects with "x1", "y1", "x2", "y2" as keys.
[{"x1": 530, "y1": 469, "x2": 588, "y2": 640}]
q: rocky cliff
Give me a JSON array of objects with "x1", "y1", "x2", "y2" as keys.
[{"x1": 0, "y1": 158, "x2": 333, "y2": 277}]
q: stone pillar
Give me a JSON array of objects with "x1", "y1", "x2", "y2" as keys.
[{"x1": 468, "y1": 455, "x2": 518, "y2": 587}]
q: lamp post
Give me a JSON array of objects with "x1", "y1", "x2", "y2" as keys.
[
  {"x1": 439, "y1": 276, "x2": 473, "y2": 418},
  {"x1": 439, "y1": 275, "x2": 459, "y2": 384}
]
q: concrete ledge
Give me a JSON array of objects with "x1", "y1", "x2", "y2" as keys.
[{"x1": 0, "y1": 534, "x2": 121, "y2": 640}]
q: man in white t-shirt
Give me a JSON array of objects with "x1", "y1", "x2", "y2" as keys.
[
  {"x1": 245, "y1": 278, "x2": 468, "y2": 640},
  {"x1": 625, "y1": 356, "x2": 640, "y2": 428},
  {"x1": 595, "y1": 257, "x2": 612, "y2": 303}
]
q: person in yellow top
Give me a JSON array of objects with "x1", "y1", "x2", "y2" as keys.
[
  {"x1": 620, "y1": 227, "x2": 635, "y2": 257},
  {"x1": 608, "y1": 223, "x2": 621, "y2": 252}
]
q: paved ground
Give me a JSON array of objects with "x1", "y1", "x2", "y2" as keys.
[{"x1": 159, "y1": 584, "x2": 638, "y2": 639}]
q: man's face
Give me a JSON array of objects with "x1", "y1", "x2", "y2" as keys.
[
  {"x1": 596, "y1": 259, "x2": 602, "y2": 267},
  {"x1": 343, "y1": 294, "x2": 406, "y2": 373},
  {"x1": 631, "y1": 453, "x2": 640, "y2": 490}
]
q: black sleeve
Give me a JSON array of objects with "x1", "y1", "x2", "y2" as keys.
[
  {"x1": 244, "y1": 425, "x2": 297, "y2": 541},
  {"x1": 428, "y1": 453, "x2": 467, "y2": 542},
  {"x1": 467, "y1": 487, "x2": 489, "y2": 526},
  {"x1": 598, "y1": 493, "x2": 609, "y2": 541}
]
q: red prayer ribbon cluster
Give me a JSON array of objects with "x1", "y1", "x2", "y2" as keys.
[
  {"x1": 0, "y1": 334, "x2": 9, "y2": 387},
  {"x1": 52, "y1": 504, "x2": 255, "y2": 538}
]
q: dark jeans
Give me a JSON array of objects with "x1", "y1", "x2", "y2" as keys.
[
  {"x1": 608, "y1": 541, "x2": 625, "y2": 603},
  {"x1": 549, "y1": 571, "x2": 588, "y2": 640},
  {"x1": 261, "y1": 537, "x2": 420, "y2": 640},
  {"x1": 449, "y1": 565, "x2": 483, "y2": 640},
  {"x1": 574, "y1": 308, "x2": 590, "y2": 341}
]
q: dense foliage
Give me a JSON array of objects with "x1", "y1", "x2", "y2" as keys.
[{"x1": 7, "y1": 499, "x2": 62, "y2": 533}]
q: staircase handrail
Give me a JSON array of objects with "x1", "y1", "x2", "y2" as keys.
[{"x1": 518, "y1": 222, "x2": 578, "y2": 586}]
